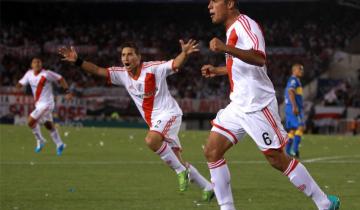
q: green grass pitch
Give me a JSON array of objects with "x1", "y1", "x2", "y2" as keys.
[{"x1": 1, "y1": 124, "x2": 359, "y2": 210}]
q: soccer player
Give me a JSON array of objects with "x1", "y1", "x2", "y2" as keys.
[
  {"x1": 16, "y1": 57, "x2": 72, "y2": 155},
  {"x1": 58, "y1": 41, "x2": 214, "y2": 200},
  {"x1": 200, "y1": 0, "x2": 340, "y2": 209},
  {"x1": 285, "y1": 64, "x2": 305, "y2": 158}
]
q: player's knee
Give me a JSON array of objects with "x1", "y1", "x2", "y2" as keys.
[
  {"x1": 144, "y1": 136, "x2": 162, "y2": 152},
  {"x1": 266, "y1": 155, "x2": 279, "y2": 169},
  {"x1": 144, "y1": 136, "x2": 155, "y2": 147},
  {"x1": 27, "y1": 119, "x2": 36, "y2": 128},
  {"x1": 264, "y1": 150, "x2": 289, "y2": 171},
  {"x1": 204, "y1": 144, "x2": 221, "y2": 162},
  {"x1": 44, "y1": 121, "x2": 53, "y2": 130},
  {"x1": 268, "y1": 159, "x2": 283, "y2": 171}
]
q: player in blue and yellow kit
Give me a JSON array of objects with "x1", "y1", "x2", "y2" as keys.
[{"x1": 285, "y1": 64, "x2": 304, "y2": 158}]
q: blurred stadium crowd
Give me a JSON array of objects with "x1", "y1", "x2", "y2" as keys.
[{"x1": 1, "y1": 2, "x2": 359, "y2": 106}]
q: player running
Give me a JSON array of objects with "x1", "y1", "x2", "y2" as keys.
[
  {"x1": 285, "y1": 64, "x2": 305, "y2": 158},
  {"x1": 200, "y1": 0, "x2": 340, "y2": 209},
  {"x1": 58, "y1": 41, "x2": 214, "y2": 201},
  {"x1": 16, "y1": 57, "x2": 72, "y2": 156}
]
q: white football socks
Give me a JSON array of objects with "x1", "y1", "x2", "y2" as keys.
[
  {"x1": 50, "y1": 129, "x2": 64, "y2": 147},
  {"x1": 156, "y1": 142, "x2": 186, "y2": 174},
  {"x1": 188, "y1": 164, "x2": 213, "y2": 191},
  {"x1": 208, "y1": 159, "x2": 236, "y2": 210},
  {"x1": 31, "y1": 124, "x2": 46, "y2": 146},
  {"x1": 285, "y1": 159, "x2": 331, "y2": 210}
]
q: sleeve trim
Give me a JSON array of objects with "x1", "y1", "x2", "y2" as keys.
[
  {"x1": 106, "y1": 68, "x2": 111, "y2": 85},
  {"x1": 171, "y1": 59, "x2": 178, "y2": 72}
]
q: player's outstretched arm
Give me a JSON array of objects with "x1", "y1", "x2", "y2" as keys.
[
  {"x1": 201, "y1": 65, "x2": 228, "y2": 78},
  {"x1": 58, "y1": 46, "x2": 108, "y2": 78},
  {"x1": 209, "y1": 38, "x2": 265, "y2": 67},
  {"x1": 172, "y1": 39, "x2": 199, "y2": 70}
]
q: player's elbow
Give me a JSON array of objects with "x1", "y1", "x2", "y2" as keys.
[
  {"x1": 58, "y1": 77, "x2": 65, "y2": 84},
  {"x1": 252, "y1": 50, "x2": 266, "y2": 67},
  {"x1": 255, "y1": 55, "x2": 266, "y2": 67},
  {"x1": 171, "y1": 62, "x2": 181, "y2": 72},
  {"x1": 256, "y1": 58, "x2": 266, "y2": 67},
  {"x1": 97, "y1": 68, "x2": 109, "y2": 78}
]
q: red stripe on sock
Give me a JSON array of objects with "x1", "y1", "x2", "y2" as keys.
[
  {"x1": 208, "y1": 159, "x2": 226, "y2": 169},
  {"x1": 156, "y1": 143, "x2": 167, "y2": 155},
  {"x1": 284, "y1": 159, "x2": 299, "y2": 176}
]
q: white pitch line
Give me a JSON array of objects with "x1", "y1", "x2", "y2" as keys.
[
  {"x1": 302, "y1": 155, "x2": 360, "y2": 163},
  {"x1": 0, "y1": 155, "x2": 359, "y2": 165}
]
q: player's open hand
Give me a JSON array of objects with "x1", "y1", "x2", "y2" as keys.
[
  {"x1": 201, "y1": 64, "x2": 216, "y2": 78},
  {"x1": 58, "y1": 46, "x2": 78, "y2": 62},
  {"x1": 180, "y1": 39, "x2": 199, "y2": 56},
  {"x1": 209, "y1": 37, "x2": 226, "y2": 53}
]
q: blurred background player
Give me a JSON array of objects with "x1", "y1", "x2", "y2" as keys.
[
  {"x1": 285, "y1": 63, "x2": 305, "y2": 158},
  {"x1": 59, "y1": 41, "x2": 214, "y2": 201},
  {"x1": 201, "y1": 0, "x2": 340, "y2": 210},
  {"x1": 15, "y1": 57, "x2": 73, "y2": 155}
]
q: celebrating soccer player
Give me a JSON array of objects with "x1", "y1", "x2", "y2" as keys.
[
  {"x1": 285, "y1": 64, "x2": 305, "y2": 158},
  {"x1": 59, "y1": 40, "x2": 214, "y2": 201},
  {"x1": 16, "y1": 57, "x2": 72, "y2": 156},
  {"x1": 201, "y1": 0, "x2": 340, "y2": 209}
]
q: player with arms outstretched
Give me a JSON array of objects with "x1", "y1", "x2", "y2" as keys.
[
  {"x1": 16, "y1": 57, "x2": 72, "y2": 155},
  {"x1": 285, "y1": 64, "x2": 305, "y2": 158},
  {"x1": 59, "y1": 40, "x2": 214, "y2": 201},
  {"x1": 200, "y1": 0, "x2": 340, "y2": 209}
]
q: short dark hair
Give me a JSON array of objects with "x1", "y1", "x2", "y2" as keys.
[
  {"x1": 120, "y1": 42, "x2": 140, "y2": 55},
  {"x1": 32, "y1": 56, "x2": 42, "y2": 61},
  {"x1": 225, "y1": 0, "x2": 239, "y2": 9},
  {"x1": 235, "y1": 0, "x2": 240, "y2": 8}
]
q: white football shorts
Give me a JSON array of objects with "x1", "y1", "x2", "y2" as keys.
[{"x1": 211, "y1": 99, "x2": 288, "y2": 153}]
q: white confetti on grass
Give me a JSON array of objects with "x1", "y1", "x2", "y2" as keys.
[
  {"x1": 64, "y1": 131, "x2": 70, "y2": 137},
  {"x1": 99, "y1": 141, "x2": 104, "y2": 147},
  {"x1": 347, "y1": 180, "x2": 355, "y2": 183}
]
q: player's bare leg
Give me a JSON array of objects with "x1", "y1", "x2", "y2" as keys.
[
  {"x1": 264, "y1": 149, "x2": 338, "y2": 210},
  {"x1": 27, "y1": 116, "x2": 46, "y2": 153},
  {"x1": 173, "y1": 149, "x2": 214, "y2": 201},
  {"x1": 44, "y1": 121, "x2": 65, "y2": 155},
  {"x1": 204, "y1": 131, "x2": 234, "y2": 210},
  {"x1": 145, "y1": 131, "x2": 189, "y2": 192}
]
